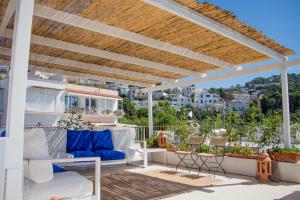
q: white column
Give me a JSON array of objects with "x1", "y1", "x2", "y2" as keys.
[
  {"x1": 148, "y1": 91, "x2": 153, "y2": 138},
  {"x1": 281, "y1": 64, "x2": 291, "y2": 147},
  {"x1": 4, "y1": 0, "x2": 34, "y2": 199}
]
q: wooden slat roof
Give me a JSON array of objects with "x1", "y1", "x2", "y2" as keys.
[{"x1": 0, "y1": 0, "x2": 295, "y2": 86}]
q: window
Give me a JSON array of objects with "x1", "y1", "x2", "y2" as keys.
[
  {"x1": 200, "y1": 100, "x2": 203, "y2": 103},
  {"x1": 206, "y1": 95, "x2": 210, "y2": 97},
  {"x1": 201, "y1": 94, "x2": 203, "y2": 98},
  {"x1": 209, "y1": 100, "x2": 212, "y2": 103},
  {"x1": 214, "y1": 100, "x2": 217, "y2": 103},
  {"x1": 65, "y1": 96, "x2": 79, "y2": 107}
]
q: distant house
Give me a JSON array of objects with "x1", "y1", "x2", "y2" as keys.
[
  {"x1": 169, "y1": 95, "x2": 192, "y2": 110},
  {"x1": 181, "y1": 85, "x2": 196, "y2": 97},
  {"x1": 194, "y1": 91, "x2": 220, "y2": 108},
  {"x1": 132, "y1": 100, "x2": 159, "y2": 109},
  {"x1": 229, "y1": 99, "x2": 250, "y2": 115},
  {"x1": 128, "y1": 86, "x2": 147, "y2": 100},
  {"x1": 0, "y1": 74, "x2": 123, "y2": 127}
]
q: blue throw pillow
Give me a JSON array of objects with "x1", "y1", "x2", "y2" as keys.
[
  {"x1": 90, "y1": 129, "x2": 114, "y2": 150},
  {"x1": 67, "y1": 130, "x2": 92, "y2": 152},
  {"x1": 53, "y1": 164, "x2": 65, "y2": 173},
  {"x1": 0, "y1": 130, "x2": 6, "y2": 137}
]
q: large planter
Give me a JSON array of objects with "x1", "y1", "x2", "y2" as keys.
[
  {"x1": 273, "y1": 152, "x2": 300, "y2": 163},
  {"x1": 225, "y1": 153, "x2": 259, "y2": 159}
]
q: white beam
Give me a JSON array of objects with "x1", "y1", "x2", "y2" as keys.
[
  {"x1": 33, "y1": 4, "x2": 240, "y2": 70},
  {"x1": 2, "y1": 29, "x2": 205, "y2": 77},
  {"x1": 0, "y1": 0, "x2": 15, "y2": 36},
  {"x1": 143, "y1": 0, "x2": 287, "y2": 62},
  {"x1": 0, "y1": 60, "x2": 151, "y2": 87},
  {"x1": 28, "y1": 64, "x2": 151, "y2": 87},
  {"x1": 5, "y1": 0, "x2": 34, "y2": 200},
  {"x1": 147, "y1": 91, "x2": 153, "y2": 139},
  {"x1": 281, "y1": 65, "x2": 291, "y2": 147},
  {"x1": 142, "y1": 58, "x2": 300, "y2": 92},
  {"x1": 0, "y1": 47, "x2": 173, "y2": 83}
]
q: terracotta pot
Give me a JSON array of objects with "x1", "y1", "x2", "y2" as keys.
[{"x1": 273, "y1": 152, "x2": 300, "y2": 163}]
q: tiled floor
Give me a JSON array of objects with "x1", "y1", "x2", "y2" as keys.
[{"x1": 97, "y1": 163, "x2": 300, "y2": 200}]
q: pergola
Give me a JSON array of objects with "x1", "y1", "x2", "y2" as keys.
[{"x1": 0, "y1": 0, "x2": 299, "y2": 199}]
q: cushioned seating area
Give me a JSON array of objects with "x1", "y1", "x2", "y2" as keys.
[
  {"x1": 91, "y1": 129, "x2": 114, "y2": 150},
  {"x1": 23, "y1": 171, "x2": 93, "y2": 200},
  {"x1": 66, "y1": 129, "x2": 126, "y2": 161},
  {"x1": 94, "y1": 150, "x2": 125, "y2": 161},
  {"x1": 70, "y1": 150, "x2": 97, "y2": 158},
  {"x1": 67, "y1": 130, "x2": 92, "y2": 152}
]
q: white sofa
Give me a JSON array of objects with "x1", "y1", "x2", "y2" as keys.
[{"x1": 23, "y1": 128, "x2": 100, "y2": 200}]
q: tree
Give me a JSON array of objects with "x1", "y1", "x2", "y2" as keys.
[{"x1": 122, "y1": 97, "x2": 136, "y2": 117}]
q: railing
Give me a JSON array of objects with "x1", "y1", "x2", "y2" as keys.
[
  {"x1": 65, "y1": 106, "x2": 124, "y2": 117},
  {"x1": 134, "y1": 124, "x2": 300, "y2": 146},
  {"x1": 25, "y1": 102, "x2": 64, "y2": 113}
]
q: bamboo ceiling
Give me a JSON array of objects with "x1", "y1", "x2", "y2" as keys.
[{"x1": 0, "y1": 0, "x2": 295, "y2": 86}]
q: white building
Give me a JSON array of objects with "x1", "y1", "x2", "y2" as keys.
[
  {"x1": 181, "y1": 85, "x2": 196, "y2": 97},
  {"x1": 170, "y1": 95, "x2": 192, "y2": 110},
  {"x1": 153, "y1": 91, "x2": 168, "y2": 100},
  {"x1": 106, "y1": 82, "x2": 129, "y2": 96},
  {"x1": 229, "y1": 99, "x2": 250, "y2": 115},
  {"x1": 232, "y1": 93, "x2": 258, "y2": 101},
  {"x1": 132, "y1": 100, "x2": 159, "y2": 109},
  {"x1": 194, "y1": 91, "x2": 220, "y2": 107},
  {"x1": 0, "y1": 75, "x2": 123, "y2": 127},
  {"x1": 128, "y1": 86, "x2": 147, "y2": 100}
]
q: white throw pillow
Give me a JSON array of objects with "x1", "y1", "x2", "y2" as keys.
[
  {"x1": 24, "y1": 128, "x2": 50, "y2": 159},
  {"x1": 27, "y1": 160, "x2": 53, "y2": 184}
]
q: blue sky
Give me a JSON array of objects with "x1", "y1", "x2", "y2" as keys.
[{"x1": 191, "y1": 0, "x2": 300, "y2": 89}]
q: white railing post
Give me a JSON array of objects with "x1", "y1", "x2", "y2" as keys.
[
  {"x1": 281, "y1": 63, "x2": 291, "y2": 147},
  {"x1": 148, "y1": 91, "x2": 153, "y2": 138},
  {"x1": 4, "y1": 0, "x2": 34, "y2": 199}
]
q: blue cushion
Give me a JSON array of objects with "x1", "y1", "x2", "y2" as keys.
[
  {"x1": 53, "y1": 164, "x2": 65, "y2": 173},
  {"x1": 67, "y1": 130, "x2": 92, "y2": 152},
  {"x1": 69, "y1": 150, "x2": 97, "y2": 158},
  {"x1": 94, "y1": 150, "x2": 125, "y2": 161},
  {"x1": 90, "y1": 129, "x2": 114, "y2": 150},
  {"x1": 0, "y1": 130, "x2": 6, "y2": 137}
]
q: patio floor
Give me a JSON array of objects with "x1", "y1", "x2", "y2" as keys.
[{"x1": 74, "y1": 163, "x2": 300, "y2": 200}]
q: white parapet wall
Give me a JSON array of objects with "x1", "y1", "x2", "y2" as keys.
[{"x1": 151, "y1": 151, "x2": 300, "y2": 183}]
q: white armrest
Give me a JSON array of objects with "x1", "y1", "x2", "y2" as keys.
[{"x1": 49, "y1": 157, "x2": 101, "y2": 199}]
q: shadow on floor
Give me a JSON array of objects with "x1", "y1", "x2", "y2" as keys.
[{"x1": 274, "y1": 191, "x2": 300, "y2": 200}]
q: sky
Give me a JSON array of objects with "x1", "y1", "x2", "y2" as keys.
[{"x1": 189, "y1": 0, "x2": 300, "y2": 89}]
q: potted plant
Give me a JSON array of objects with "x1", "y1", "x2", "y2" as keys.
[
  {"x1": 270, "y1": 146, "x2": 300, "y2": 163},
  {"x1": 225, "y1": 146, "x2": 259, "y2": 159}
]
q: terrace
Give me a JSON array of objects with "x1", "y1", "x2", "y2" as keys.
[{"x1": 0, "y1": 0, "x2": 300, "y2": 200}]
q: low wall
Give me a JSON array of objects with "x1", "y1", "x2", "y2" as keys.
[{"x1": 151, "y1": 151, "x2": 300, "y2": 183}]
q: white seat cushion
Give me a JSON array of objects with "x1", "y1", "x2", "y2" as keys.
[
  {"x1": 24, "y1": 128, "x2": 49, "y2": 159},
  {"x1": 26, "y1": 160, "x2": 53, "y2": 184},
  {"x1": 23, "y1": 171, "x2": 93, "y2": 200}
]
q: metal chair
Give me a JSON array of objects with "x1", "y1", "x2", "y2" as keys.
[
  {"x1": 197, "y1": 136, "x2": 227, "y2": 177},
  {"x1": 174, "y1": 136, "x2": 203, "y2": 171}
]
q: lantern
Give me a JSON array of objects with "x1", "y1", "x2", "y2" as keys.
[
  {"x1": 256, "y1": 152, "x2": 272, "y2": 183},
  {"x1": 157, "y1": 132, "x2": 168, "y2": 148}
]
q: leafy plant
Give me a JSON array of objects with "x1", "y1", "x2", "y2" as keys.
[
  {"x1": 57, "y1": 111, "x2": 83, "y2": 130},
  {"x1": 146, "y1": 134, "x2": 158, "y2": 148},
  {"x1": 197, "y1": 144, "x2": 213, "y2": 153},
  {"x1": 228, "y1": 146, "x2": 254, "y2": 156},
  {"x1": 258, "y1": 112, "x2": 282, "y2": 148},
  {"x1": 271, "y1": 146, "x2": 300, "y2": 154}
]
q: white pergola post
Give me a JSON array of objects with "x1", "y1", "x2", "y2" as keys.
[
  {"x1": 281, "y1": 64, "x2": 291, "y2": 147},
  {"x1": 148, "y1": 91, "x2": 153, "y2": 138},
  {"x1": 4, "y1": 0, "x2": 34, "y2": 199}
]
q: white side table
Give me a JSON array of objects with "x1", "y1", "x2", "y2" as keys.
[{"x1": 143, "y1": 148, "x2": 167, "y2": 168}]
